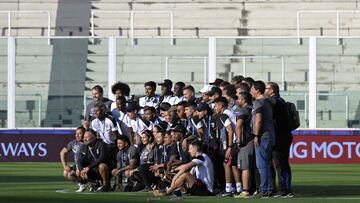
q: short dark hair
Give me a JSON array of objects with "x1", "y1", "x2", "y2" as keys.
[
  {"x1": 175, "y1": 81, "x2": 185, "y2": 89},
  {"x1": 223, "y1": 85, "x2": 236, "y2": 98},
  {"x1": 176, "y1": 101, "x2": 187, "y2": 107},
  {"x1": 116, "y1": 96, "x2": 126, "y2": 104},
  {"x1": 253, "y1": 80, "x2": 266, "y2": 94},
  {"x1": 235, "y1": 82, "x2": 250, "y2": 93},
  {"x1": 184, "y1": 101, "x2": 197, "y2": 109},
  {"x1": 143, "y1": 106, "x2": 156, "y2": 114},
  {"x1": 243, "y1": 77, "x2": 255, "y2": 87},
  {"x1": 231, "y1": 75, "x2": 244, "y2": 83},
  {"x1": 92, "y1": 85, "x2": 103, "y2": 95},
  {"x1": 182, "y1": 85, "x2": 195, "y2": 93},
  {"x1": 214, "y1": 96, "x2": 229, "y2": 108},
  {"x1": 267, "y1": 81, "x2": 280, "y2": 96},
  {"x1": 189, "y1": 140, "x2": 202, "y2": 152},
  {"x1": 115, "y1": 135, "x2": 130, "y2": 145},
  {"x1": 112, "y1": 82, "x2": 130, "y2": 96},
  {"x1": 144, "y1": 81, "x2": 157, "y2": 90},
  {"x1": 94, "y1": 102, "x2": 106, "y2": 112},
  {"x1": 76, "y1": 126, "x2": 86, "y2": 134},
  {"x1": 238, "y1": 92, "x2": 252, "y2": 105}
]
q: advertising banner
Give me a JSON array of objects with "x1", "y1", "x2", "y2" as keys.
[
  {"x1": 1, "y1": 129, "x2": 360, "y2": 163},
  {"x1": 289, "y1": 130, "x2": 360, "y2": 164},
  {"x1": 0, "y1": 130, "x2": 74, "y2": 162}
]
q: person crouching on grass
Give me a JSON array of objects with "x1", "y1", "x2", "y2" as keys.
[
  {"x1": 78, "y1": 130, "x2": 112, "y2": 192},
  {"x1": 111, "y1": 136, "x2": 139, "y2": 192},
  {"x1": 153, "y1": 140, "x2": 214, "y2": 197},
  {"x1": 60, "y1": 126, "x2": 87, "y2": 192}
]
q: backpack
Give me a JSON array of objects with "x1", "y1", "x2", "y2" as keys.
[{"x1": 286, "y1": 102, "x2": 300, "y2": 130}]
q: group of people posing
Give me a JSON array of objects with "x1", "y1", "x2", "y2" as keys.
[{"x1": 60, "y1": 75, "x2": 295, "y2": 198}]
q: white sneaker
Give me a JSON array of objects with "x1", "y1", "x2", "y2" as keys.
[{"x1": 76, "y1": 183, "x2": 87, "y2": 192}]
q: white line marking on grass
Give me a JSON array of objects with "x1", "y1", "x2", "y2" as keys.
[{"x1": 55, "y1": 189, "x2": 95, "y2": 195}]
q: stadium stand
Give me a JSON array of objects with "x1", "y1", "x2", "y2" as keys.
[{"x1": 0, "y1": 0, "x2": 359, "y2": 128}]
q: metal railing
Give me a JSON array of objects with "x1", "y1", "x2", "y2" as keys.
[
  {"x1": 91, "y1": 10, "x2": 174, "y2": 45},
  {"x1": 165, "y1": 55, "x2": 285, "y2": 88},
  {"x1": 218, "y1": 56, "x2": 285, "y2": 90},
  {"x1": 282, "y1": 92, "x2": 349, "y2": 128},
  {"x1": 165, "y1": 56, "x2": 208, "y2": 85},
  {"x1": 297, "y1": 10, "x2": 360, "y2": 45},
  {"x1": 0, "y1": 93, "x2": 43, "y2": 127},
  {"x1": 0, "y1": 11, "x2": 51, "y2": 44}
]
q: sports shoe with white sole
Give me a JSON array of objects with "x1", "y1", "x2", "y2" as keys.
[
  {"x1": 234, "y1": 191, "x2": 250, "y2": 198},
  {"x1": 75, "y1": 183, "x2": 87, "y2": 192}
]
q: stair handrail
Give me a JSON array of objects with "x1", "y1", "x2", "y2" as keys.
[{"x1": 91, "y1": 10, "x2": 174, "y2": 45}]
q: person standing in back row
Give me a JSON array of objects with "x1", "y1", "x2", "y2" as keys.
[
  {"x1": 265, "y1": 82, "x2": 294, "y2": 198},
  {"x1": 139, "y1": 81, "x2": 160, "y2": 115},
  {"x1": 250, "y1": 80, "x2": 276, "y2": 198},
  {"x1": 84, "y1": 85, "x2": 113, "y2": 129}
]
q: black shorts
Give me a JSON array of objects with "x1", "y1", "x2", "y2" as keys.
[
  {"x1": 188, "y1": 179, "x2": 212, "y2": 196},
  {"x1": 87, "y1": 166, "x2": 102, "y2": 180},
  {"x1": 230, "y1": 147, "x2": 239, "y2": 166}
]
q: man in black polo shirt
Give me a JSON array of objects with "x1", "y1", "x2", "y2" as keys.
[{"x1": 78, "y1": 130, "x2": 111, "y2": 192}]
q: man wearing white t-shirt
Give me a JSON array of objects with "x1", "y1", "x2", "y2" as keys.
[
  {"x1": 91, "y1": 103, "x2": 118, "y2": 145},
  {"x1": 125, "y1": 102, "x2": 147, "y2": 146},
  {"x1": 154, "y1": 141, "x2": 214, "y2": 196}
]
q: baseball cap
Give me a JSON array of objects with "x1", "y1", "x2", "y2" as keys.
[
  {"x1": 206, "y1": 86, "x2": 222, "y2": 96},
  {"x1": 199, "y1": 84, "x2": 214, "y2": 94},
  {"x1": 170, "y1": 124, "x2": 187, "y2": 135},
  {"x1": 209, "y1": 78, "x2": 224, "y2": 86},
  {"x1": 125, "y1": 102, "x2": 138, "y2": 113},
  {"x1": 196, "y1": 102, "x2": 210, "y2": 112},
  {"x1": 158, "y1": 79, "x2": 173, "y2": 88},
  {"x1": 159, "y1": 102, "x2": 171, "y2": 111}
]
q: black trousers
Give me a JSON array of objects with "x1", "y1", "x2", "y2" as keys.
[
  {"x1": 272, "y1": 136, "x2": 293, "y2": 193},
  {"x1": 137, "y1": 164, "x2": 159, "y2": 188}
]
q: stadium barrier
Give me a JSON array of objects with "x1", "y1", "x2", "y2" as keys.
[{"x1": 0, "y1": 129, "x2": 359, "y2": 163}]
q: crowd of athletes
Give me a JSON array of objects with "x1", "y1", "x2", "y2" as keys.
[{"x1": 60, "y1": 75, "x2": 295, "y2": 198}]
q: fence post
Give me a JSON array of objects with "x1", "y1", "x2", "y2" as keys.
[
  {"x1": 309, "y1": 37, "x2": 317, "y2": 129},
  {"x1": 208, "y1": 37, "x2": 216, "y2": 83},
  {"x1": 7, "y1": 37, "x2": 16, "y2": 129},
  {"x1": 108, "y1": 37, "x2": 117, "y2": 101}
]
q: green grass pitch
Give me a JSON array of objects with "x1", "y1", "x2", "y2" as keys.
[{"x1": 0, "y1": 163, "x2": 359, "y2": 203}]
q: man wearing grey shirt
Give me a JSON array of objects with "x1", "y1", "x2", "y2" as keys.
[
  {"x1": 84, "y1": 85, "x2": 112, "y2": 129},
  {"x1": 250, "y1": 80, "x2": 275, "y2": 198},
  {"x1": 60, "y1": 126, "x2": 86, "y2": 192}
]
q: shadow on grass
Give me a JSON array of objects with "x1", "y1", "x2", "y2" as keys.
[
  {"x1": 293, "y1": 185, "x2": 360, "y2": 197},
  {"x1": 0, "y1": 175, "x2": 63, "y2": 183}
]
